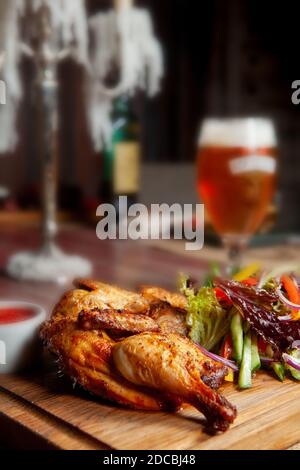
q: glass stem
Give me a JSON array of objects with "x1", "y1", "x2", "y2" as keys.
[{"x1": 222, "y1": 235, "x2": 249, "y2": 274}]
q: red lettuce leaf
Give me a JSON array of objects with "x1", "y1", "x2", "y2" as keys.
[{"x1": 214, "y1": 279, "x2": 300, "y2": 352}]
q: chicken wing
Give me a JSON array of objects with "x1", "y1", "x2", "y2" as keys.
[
  {"x1": 148, "y1": 301, "x2": 187, "y2": 336},
  {"x1": 113, "y1": 332, "x2": 237, "y2": 431},
  {"x1": 78, "y1": 308, "x2": 160, "y2": 334},
  {"x1": 140, "y1": 286, "x2": 187, "y2": 336},
  {"x1": 75, "y1": 279, "x2": 149, "y2": 314},
  {"x1": 140, "y1": 285, "x2": 187, "y2": 310}
]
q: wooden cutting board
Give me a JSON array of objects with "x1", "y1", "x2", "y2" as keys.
[
  {"x1": 1, "y1": 368, "x2": 300, "y2": 450},
  {"x1": 1, "y1": 230, "x2": 300, "y2": 449}
]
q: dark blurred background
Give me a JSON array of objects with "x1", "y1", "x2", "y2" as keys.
[{"x1": 1, "y1": 0, "x2": 300, "y2": 233}]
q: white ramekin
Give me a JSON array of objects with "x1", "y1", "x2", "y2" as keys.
[{"x1": 0, "y1": 301, "x2": 46, "y2": 374}]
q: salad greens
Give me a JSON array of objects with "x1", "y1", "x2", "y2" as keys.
[
  {"x1": 181, "y1": 278, "x2": 230, "y2": 351},
  {"x1": 180, "y1": 264, "x2": 300, "y2": 389},
  {"x1": 202, "y1": 262, "x2": 221, "y2": 288}
]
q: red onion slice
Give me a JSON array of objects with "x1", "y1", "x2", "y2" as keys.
[
  {"x1": 278, "y1": 314, "x2": 293, "y2": 321},
  {"x1": 290, "y1": 274, "x2": 299, "y2": 288},
  {"x1": 282, "y1": 353, "x2": 300, "y2": 372},
  {"x1": 258, "y1": 270, "x2": 268, "y2": 289},
  {"x1": 292, "y1": 340, "x2": 300, "y2": 349},
  {"x1": 260, "y1": 356, "x2": 275, "y2": 364},
  {"x1": 195, "y1": 343, "x2": 239, "y2": 372},
  {"x1": 276, "y1": 287, "x2": 300, "y2": 311},
  {"x1": 258, "y1": 265, "x2": 300, "y2": 289}
]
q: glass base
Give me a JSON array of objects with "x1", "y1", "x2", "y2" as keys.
[{"x1": 6, "y1": 244, "x2": 92, "y2": 284}]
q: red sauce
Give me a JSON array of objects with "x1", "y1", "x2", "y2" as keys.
[{"x1": 0, "y1": 308, "x2": 35, "y2": 325}]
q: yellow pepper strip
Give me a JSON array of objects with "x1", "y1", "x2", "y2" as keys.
[
  {"x1": 292, "y1": 311, "x2": 300, "y2": 321},
  {"x1": 233, "y1": 263, "x2": 261, "y2": 282},
  {"x1": 224, "y1": 369, "x2": 234, "y2": 382}
]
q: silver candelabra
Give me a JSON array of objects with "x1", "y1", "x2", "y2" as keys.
[{"x1": 7, "y1": 2, "x2": 91, "y2": 283}]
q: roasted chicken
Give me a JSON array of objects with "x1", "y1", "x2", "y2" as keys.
[{"x1": 40, "y1": 279, "x2": 237, "y2": 432}]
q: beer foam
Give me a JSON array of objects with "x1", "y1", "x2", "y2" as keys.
[{"x1": 198, "y1": 118, "x2": 277, "y2": 148}]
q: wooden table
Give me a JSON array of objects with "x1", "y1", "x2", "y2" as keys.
[
  {"x1": 0, "y1": 224, "x2": 300, "y2": 449},
  {"x1": 0, "y1": 225, "x2": 217, "y2": 308}
]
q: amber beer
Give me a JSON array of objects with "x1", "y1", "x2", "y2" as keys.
[{"x1": 197, "y1": 119, "x2": 277, "y2": 236}]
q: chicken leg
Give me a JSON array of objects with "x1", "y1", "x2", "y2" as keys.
[{"x1": 113, "y1": 332, "x2": 237, "y2": 431}]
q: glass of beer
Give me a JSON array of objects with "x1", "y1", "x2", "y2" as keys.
[{"x1": 197, "y1": 118, "x2": 277, "y2": 269}]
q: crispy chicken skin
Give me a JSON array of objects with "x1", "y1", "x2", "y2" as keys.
[
  {"x1": 75, "y1": 279, "x2": 149, "y2": 314},
  {"x1": 41, "y1": 319, "x2": 174, "y2": 410},
  {"x1": 140, "y1": 285, "x2": 187, "y2": 310},
  {"x1": 140, "y1": 286, "x2": 188, "y2": 336},
  {"x1": 148, "y1": 301, "x2": 188, "y2": 336},
  {"x1": 79, "y1": 308, "x2": 160, "y2": 334},
  {"x1": 41, "y1": 285, "x2": 178, "y2": 411},
  {"x1": 40, "y1": 279, "x2": 237, "y2": 431},
  {"x1": 113, "y1": 333, "x2": 237, "y2": 432}
]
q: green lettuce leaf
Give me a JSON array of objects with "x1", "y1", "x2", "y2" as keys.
[{"x1": 180, "y1": 278, "x2": 230, "y2": 351}]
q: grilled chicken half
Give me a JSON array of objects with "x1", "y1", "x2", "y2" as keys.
[
  {"x1": 41, "y1": 281, "x2": 175, "y2": 411},
  {"x1": 40, "y1": 279, "x2": 237, "y2": 432}
]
